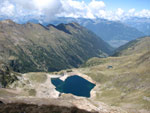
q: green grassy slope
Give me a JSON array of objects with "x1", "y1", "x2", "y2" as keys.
[
  {"x1": 113, "y1": 37, "x2": 150, "y2": 56},
  {"x1": 80, "y1": 37, "x2": 150, "y2": 112}
]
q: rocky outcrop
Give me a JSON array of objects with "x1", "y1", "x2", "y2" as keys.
[{"x1": 0, "y1": 63, "x2": 18, "y2": 87}]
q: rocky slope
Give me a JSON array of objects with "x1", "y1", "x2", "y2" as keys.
[{"x1": 0, "y1": 20, "x2": 113, "y2": 73}]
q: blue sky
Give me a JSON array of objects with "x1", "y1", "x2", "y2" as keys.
[
  {"x1": 78, "y1": 0, "x2": 150, "y2": 11},
  {"x1": 0, "y1": 0, "x2": 150, "y2": 23}
]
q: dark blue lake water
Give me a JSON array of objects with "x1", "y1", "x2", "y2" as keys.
[{"x1": 51, "y1": 75, "x2": 95, "y2": 97}]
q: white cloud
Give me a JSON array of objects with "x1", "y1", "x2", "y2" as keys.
[
  {"x1": 0, "y1": 0, "x2": 62, "y2": 22},
  {"x1": 116, "y1": 8, "x2": 124, "y2": 16},
  {"x1": 0, "y1": 1, "x2": 15, "y2": 16},
  {"x1": 65, "y1": 0, "x2": 86, "y2": 10},
  {"x1": 88, "y1": 0, "x2": 105, "y2": 18},
  {"x1": 97, "y1": 10, "x2": 106, "y2": 18},
  {"x1": 15, "y1": 0, "x2": 62, "y2": 22},
  {"x1": 128, "y1": 8, "x2": 135, "y2": 13},
  {"x1": 60, "y1": 0, "x2": 88, "y2": 18},
  {"x1": 135, "y1": 9, "x2": 150, "y2": 18},
  {"x1": 0, "y1": 0, "x2": 150, "y2": 22},
  {"x1": 59, "y1": 0, "x2": 106, "y2": 19},
  {"x1": 88, "y1": 0, "x2": 105, "y2": 11}
]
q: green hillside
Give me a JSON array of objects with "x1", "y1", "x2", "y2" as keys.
[
  {"x1": 80, "y1": 37, "x2": 150, "y2": 112},
  {"x1": 113, "y1": 37, "x2": 150, "y2": 56}
]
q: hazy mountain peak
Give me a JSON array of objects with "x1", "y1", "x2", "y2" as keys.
[
  {"x1": 68, "y1": 22, "x2": 80, "y2": 28},
  {"x1": 0, "y1": 19, "x2": 16, "y2": 25},
  {"x1": 56, "y1": 23, "x2": 72, "y2": 34},
  {"x1": 47, "y1": 24, "x2": 56, "y2": 28},
  {"x1": 25, "y1": 22, "x2": 41, "y2": 27},
  {"x1": 22, "y1": 22, "x2": 49, "y2": 31}
]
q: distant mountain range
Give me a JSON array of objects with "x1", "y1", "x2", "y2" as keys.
[
  {"x1": 49, "y1": 17, "x2": 146, "y2": 48},
  {"x1": 123, "y1": 17, "x2": 150, "y2": 36},
  {"x1": 51, "y1": 18, "x2": 147, "y2": 48},
  {"x1": 0, "y1": 20, "x2": 112, "y2": 73}
]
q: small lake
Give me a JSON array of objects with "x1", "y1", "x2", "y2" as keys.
[{"x1": 51, "y1": 75, "x2": 95, "y2": 98}]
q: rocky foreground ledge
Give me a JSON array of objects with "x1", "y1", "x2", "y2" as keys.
[
  {"x1": 0, "y1": 97, "x2": 127, "y2": 113},
  {"x1": 0, "y1": 99, "x2": 97, "y2": 113}
]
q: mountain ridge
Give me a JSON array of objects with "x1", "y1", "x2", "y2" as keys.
[{"x1": 0, "y1": 19, "x2": 113, "y2": 73}]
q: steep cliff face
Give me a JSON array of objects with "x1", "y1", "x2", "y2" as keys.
[{"x1": 0, "y1": 20, "x2": 113, "y2": 73}]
